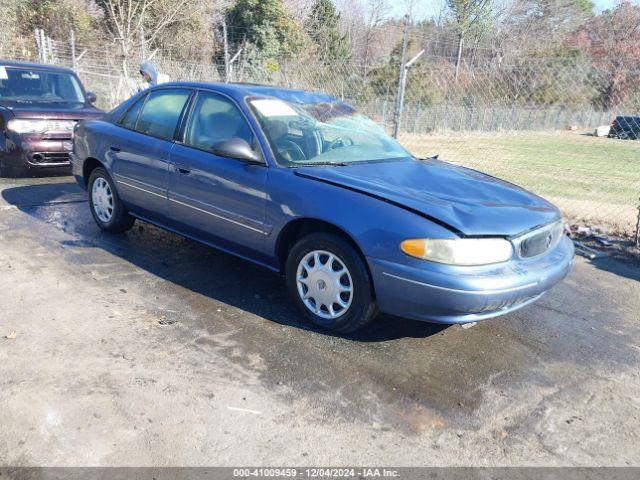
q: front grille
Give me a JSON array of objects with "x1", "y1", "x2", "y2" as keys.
[
  {"x1": 30, "y1": 152, "x2": 71, "y2": 165},
  {"x1": 515, "y1": 221, "x2": 564, "y2": 259}
]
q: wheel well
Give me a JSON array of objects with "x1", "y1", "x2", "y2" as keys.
[
  {"x1": 276, "y1": 218, "x2": 367, "y2": 273},
  {"x1": 82, "y1": 157, "x2": 104, "y2": 188}
]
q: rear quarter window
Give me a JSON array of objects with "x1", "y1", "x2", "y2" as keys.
[{"x1": 118, "y1": 95, "x2": 146, "y2": 130}]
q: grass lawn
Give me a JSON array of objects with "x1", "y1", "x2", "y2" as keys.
[{"x1": 399, "y1": 131, "x2": 640, "y2": 233}]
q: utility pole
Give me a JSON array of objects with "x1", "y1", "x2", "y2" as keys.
[{"x1": 393, "y1": 15, "x2": 411, "y2": 139}]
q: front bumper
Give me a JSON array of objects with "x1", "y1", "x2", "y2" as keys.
[
  {"x1": 368, "y1": 235, "x2": 574, "y2": 324},
  {"x1": 2, "y1": 132, "x2": 74, "y2": 171}
]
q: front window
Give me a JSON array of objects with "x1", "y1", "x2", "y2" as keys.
[
  {"x1": 185, "y1": 91, "x2": 259, "y2": 155},
  {"x1": 248, "y1": 98, "x2": 411, "y2": 166},
  {"x1": 0, "y1": 66, "x2": 84, "y2": 103}
]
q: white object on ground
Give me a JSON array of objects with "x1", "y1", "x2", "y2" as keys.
[{"x1": 227, "y1": 406, "x2": 262, "y2": 415}]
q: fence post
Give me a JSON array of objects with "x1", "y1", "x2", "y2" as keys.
[
  {"x1": 636, "y1": 198, "x2": 640, "y2": 248},
  {"x1": 34, "y1": 29, "x2": 42, "y2": 62},
  {"x1": 70, "y1": 30, "x2": 77, "y2": 70},
  {"x1": 140, "y1": 26, "x2": 146, "y2": 61},
  {"x1": 46, "y1": 35, "x2": 53, "y2": 63},
  {"x1": 222, "y1": 21, "x2": 230, "y2": 83},
  {"x1": 392, "y1": 14, "x2": 410, "y2": 139},
  {"x1": 40, "y1": 29, "x2": 47, "y2": 62}
]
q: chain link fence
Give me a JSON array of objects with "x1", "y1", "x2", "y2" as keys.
[{"x1": 2, "y1": 29, "x2": 639, "y2": 237}]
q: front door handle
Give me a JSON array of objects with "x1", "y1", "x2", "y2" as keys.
[
  {"x1": 175, "y1": 164, "x2": 191, "y2": 174},
  {"x1": 109, "y1": 145, "x2": 121, "y2": 152}
]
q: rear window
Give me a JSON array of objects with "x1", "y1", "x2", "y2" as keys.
[
  {"x1": 134, "y1": 89, "x2": 191, "y2": 140},
  {"x1": 0, "y1": 66, "x2": 84, "y2": 103}
]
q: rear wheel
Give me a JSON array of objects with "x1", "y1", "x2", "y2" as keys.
[
  {"x1": 286, "y1": 233, "x2": 378, "y2": 333},
  {"x1": 88, "y1": 167, "x2": 135, "y2": 233}
]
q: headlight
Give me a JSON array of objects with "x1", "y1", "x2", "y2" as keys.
[
  {"x1": 7, "y1": 119, "x2": 76, "y2": 134},
  {"x1": 400, "y1": 238, "x2": 513, "y2": 265}
]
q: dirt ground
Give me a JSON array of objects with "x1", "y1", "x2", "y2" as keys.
[{"x1": 0, "y1": 176, "x2": 639, "y2": 466}]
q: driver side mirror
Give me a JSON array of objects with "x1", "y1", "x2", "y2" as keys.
[
  {"x1": 86, "y1": 91, "x2": 97, "y2": 104},
  {"x1": 212, "y1": 138, "x2": 263, "y2": 164}
]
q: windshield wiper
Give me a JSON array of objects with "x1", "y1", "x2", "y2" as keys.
[{"x1": 290, "y1": 161, "x2": 349, "y2": 167}]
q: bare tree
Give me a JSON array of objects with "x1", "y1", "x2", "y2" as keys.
[
  {"x1": 446, "y1": 0, "x2": 493, "y2": 81},
  {"x1": 361, "y1": 0, "x2": 391, "y2": 75},
  {"x1": 101, "y1": 0, "x2": 190, "y2": 75},
  {"x1": 488, "y1": 0, "x2": 592, "y2": 65}
]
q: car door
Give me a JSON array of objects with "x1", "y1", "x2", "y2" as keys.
[
  {"x1": 168, "y1": 90, "x2": 269, "y2": 259},
  {"x1": 109, "y1": 88, "x2": 192, "y2": 221}
]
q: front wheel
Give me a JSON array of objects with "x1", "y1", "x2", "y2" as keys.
[
  {"x1": 88, "y1": 167, "x2": 135, "y2": 233},
  {"x1": 286, "y1": 233, "x2": 378, "y2": 333}
]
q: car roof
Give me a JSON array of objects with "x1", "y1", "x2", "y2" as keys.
[
  {"x1": 158, "y1": 81, "x2": 342, "y2": 104},
  {"x1": 0, "y1": 59, "x2": 77, "y2": 75}
]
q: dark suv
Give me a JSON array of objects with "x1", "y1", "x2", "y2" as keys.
[
  {"x1": 608, "y1": 116, "x2": 640, "y2": 140},
  {"x1": 0, "y1": 60, "x2": 103, "y2": 176}
]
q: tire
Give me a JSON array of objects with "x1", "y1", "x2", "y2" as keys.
[
  {"x1": 88, "y1": 167, "x2": 135, "y2": 233},
  {"x1": 285, "y1": 232, "x2": 378, "y2": 333}
]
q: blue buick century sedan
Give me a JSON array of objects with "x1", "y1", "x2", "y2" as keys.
[{"x1": 71, "y1": 82, "x2": 574, "y2": 333}]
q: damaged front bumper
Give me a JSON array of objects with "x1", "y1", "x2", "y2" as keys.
[{"x1": 368, "y1": 235, "x2": 574, "y2": 324}]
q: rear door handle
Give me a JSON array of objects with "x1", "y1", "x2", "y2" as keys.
[
  {"x1": 109, "y1": 146, "x2": 121, "y2": 152},
  {"x1": 175, "y1": 164, "x2": 191, "y2": 174}
]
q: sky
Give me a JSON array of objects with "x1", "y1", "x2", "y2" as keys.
[{"x1": 385, "y1": 0, "x2": 622, "y2": 20}]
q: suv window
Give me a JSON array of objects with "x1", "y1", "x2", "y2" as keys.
[
  {"x1": 119, "y1": 95, "x2": 146, "y2": 130},
  {"x1": 135, "y1": 88, "x2": 191, "y2": 140},
  {"x1": 0, "y1": 67, "x2": 84, "y2": 103},
  {"x1": 185, "y1": 91, "x2": 256, "y2": 154}
]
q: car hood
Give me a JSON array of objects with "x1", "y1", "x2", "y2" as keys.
[
  {"x1": 2, "y1": 102, "x2": 103, "y2": 120},
  {"x1": 295, "y1": 159, "x2": 561, "y2": 237}
]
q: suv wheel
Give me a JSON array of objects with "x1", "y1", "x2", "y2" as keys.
[
  {"x1": 286, "y1": 233, "x2": 378, "y2": 333},
  {"x1": 88, "y1": 168, "x2": 135, "y2": 233}
]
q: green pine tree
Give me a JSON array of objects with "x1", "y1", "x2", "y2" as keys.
[
  {"x1": 225, "y1": 0, "x2": 304, "y2": 70},
  {"x1": 305, "y1": 0, "x2": 350, "y2": 65}
]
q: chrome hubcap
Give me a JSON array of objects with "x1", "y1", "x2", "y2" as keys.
[
  {"x1": 92, "y1": 177, "x2": 114, "y2": 223},
  {"x1": 296, "y1": 250, "x2": 353, "y2": 319}
]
